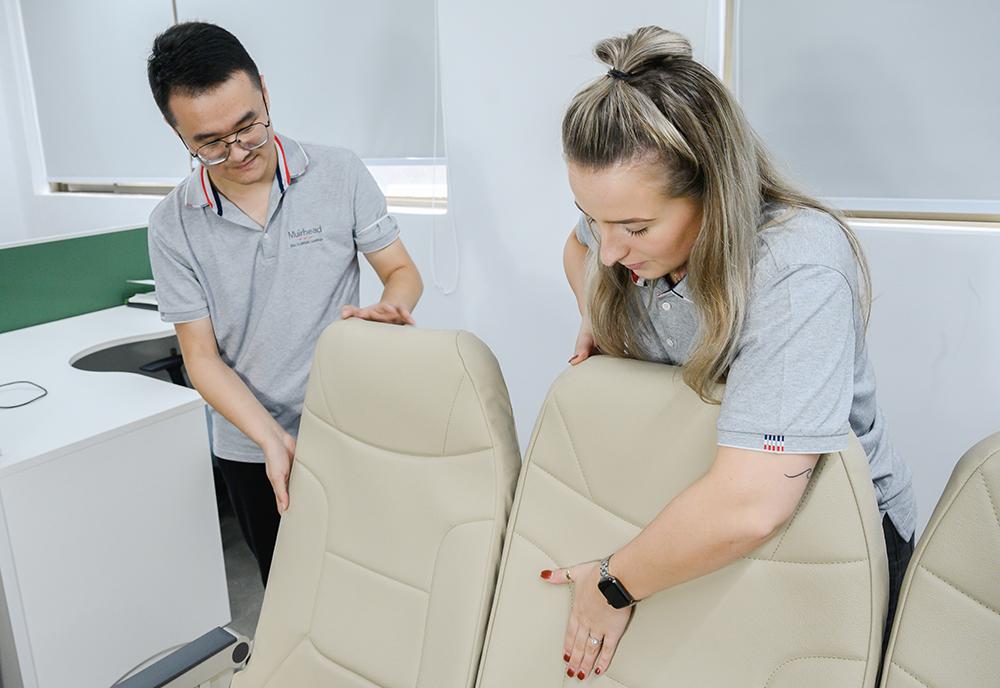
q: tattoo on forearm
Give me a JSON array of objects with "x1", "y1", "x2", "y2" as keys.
[{"x1": 784, "y1": 468, "x2": 814, "y2": 480}]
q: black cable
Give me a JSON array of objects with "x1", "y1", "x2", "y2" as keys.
[{"x1": 0, "y1": 381, "x2": 48, "y2": 409}]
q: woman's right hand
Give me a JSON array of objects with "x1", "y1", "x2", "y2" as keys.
[{"x1": 569, "y1": 319, "x2": 598, "y2": 365}]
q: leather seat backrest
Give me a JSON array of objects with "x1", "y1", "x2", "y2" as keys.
[
  {"x1": 233, "y1": 319, "x2": 521, "y2": 688},
  {"x1": 476, "y1": 357, "x2": 888, "y2": 688},
  {"x1": 880, "y1": 431, "x2": 1000, "y2": 688}
]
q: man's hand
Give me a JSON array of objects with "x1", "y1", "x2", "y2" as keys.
[
  {"x1": 262, "y1": 430, "x2": 297, "y2": 513},
  {"x1": 341, "y1": 302, "x2": 416, "y2": 325}
]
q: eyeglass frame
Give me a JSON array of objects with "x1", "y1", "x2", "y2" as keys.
[{"x1": 174, "y1": 98, "x2": 273, "y2": 166}]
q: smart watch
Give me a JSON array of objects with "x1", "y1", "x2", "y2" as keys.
[{"x1": 597, "y1": 556, "x2": 635, "y2": 609}]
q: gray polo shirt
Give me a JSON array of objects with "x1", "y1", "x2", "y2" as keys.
[
  {"x1": 576, "y1": 204, "x2": 915, "y2": 539},
  {"x1": 148, "y1": 134, "x2": 399, "y2": 463}
]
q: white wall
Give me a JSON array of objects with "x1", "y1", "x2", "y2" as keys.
[
  {"x1": 0, "y1": 63, "x2": 27, "y2": 244},
  {"x1": 437, "y1": 0, "x2": 725, "y2": 446},
  {"x1": 856, "y1": 221, "x2": 1000, "y2": 535}
]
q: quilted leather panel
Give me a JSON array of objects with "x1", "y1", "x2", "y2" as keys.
[
  {"x1": 881, "y1": 432, "x2": 1000, "y2": 688},
  {"x1": 477, "y1": 356, "x2": 887, "y2": 688},
  {"x1": 233, "y1": 320, "x2": 521, "y2": 688}
]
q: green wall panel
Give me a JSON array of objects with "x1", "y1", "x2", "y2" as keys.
[{"x1": 0, "y1": 228, "x2": 152, "y2": 333}]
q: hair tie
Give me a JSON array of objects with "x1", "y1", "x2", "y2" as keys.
[{"x1": 607, "y1": 68, "x2": 635, "y2": 81}]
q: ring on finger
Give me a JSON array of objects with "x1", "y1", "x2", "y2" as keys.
[
  {"x1": 587, "y1": 635, "x2": 602, "y2": 647},
  {"x1": 564, "y1": 569, "x2": 573, "y2": 583}
]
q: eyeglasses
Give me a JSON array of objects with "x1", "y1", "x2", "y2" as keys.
[{"x1": 181, "y1": 99, "x2": 272, "y2": 166}]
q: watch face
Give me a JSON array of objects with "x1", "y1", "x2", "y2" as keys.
[{"x1": 598, "y1": 577, "x2": 633, "y2": 609}]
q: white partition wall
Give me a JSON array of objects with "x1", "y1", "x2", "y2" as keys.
[
  {"x1": 857, "y1": 222, "x2": 1000, "y2": 535},
  {"x1": 437, "y1": 3, "x2": 725, "y2": 443}
]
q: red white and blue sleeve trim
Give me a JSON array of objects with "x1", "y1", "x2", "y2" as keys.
[{"x1": 717, "y1": 429, "x2": 849, "y2": 455}]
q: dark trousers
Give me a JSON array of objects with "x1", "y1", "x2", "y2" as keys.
[
  {"x1": 882, "y1": 514, "x2": 915, "y2": 663},
  {"x1": 215, "y1": 456, "x2": 281, "y2": 586}
]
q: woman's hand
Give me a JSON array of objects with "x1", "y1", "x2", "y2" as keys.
[
  {"x1": 541, "y1": 562, "x2": 632, "y2": 680},
  {"x1": 341, "y1": 302, "x2": 416, "y2": 325},
  {"x1": 569, "y1": 318, "x2": 598, "y2": 365}
]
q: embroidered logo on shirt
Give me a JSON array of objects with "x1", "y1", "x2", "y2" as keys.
[
  {"x1": 288, "y1": 225, "x2": 323, "y2": 248},
  {"x1": 763, "y1": 434, "x2": 785, "y2": 452}
]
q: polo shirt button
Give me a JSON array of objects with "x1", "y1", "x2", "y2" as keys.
[
  {"x1": 665, "y1": 338, "x2": 675, "y2": 348},
  {"x1": 660, "y1": 301, "x2": 671, "y2": 311}
]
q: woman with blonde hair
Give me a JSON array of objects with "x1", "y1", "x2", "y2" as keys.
[{"x1": 541, "y1": 25, "x2": 915, "y2": 680}]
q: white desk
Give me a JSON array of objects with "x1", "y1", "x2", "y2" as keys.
[{"x1": 0, "y1": 306, "x2": 230, "y2": 688}]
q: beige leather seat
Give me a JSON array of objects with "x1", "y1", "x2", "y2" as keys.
[
  {"x1": 880, "y1": 431, "x2": 1000, "y2": 688},
  {"x1": 476, "y1": 356, "x2": 888, "y2": 688},
  {"x1": 231, "y1": 319, "x2": 521, "y2": 688}
]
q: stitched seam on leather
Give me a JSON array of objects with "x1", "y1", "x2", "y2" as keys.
[
  {"x1": 889, "y1": 661, "x2": 935, "y2": 688},
  {"x1": 834, "y1": 447, "x2": 880, "y2": 681},
  {"x1": 254, "y1": 462, "x2": 328, "y2": 688},
  {"x1": 761, "y1": 655, "x2": 865, "y2": 688},
  {"x1": 302, "y1": 405, "x2": 492, "y2": 459},
  {"x1": 478, "y1": 402, "x2": 553, "y2": 686},
  {"x1": 529, "y1": 462, "x2": 863, "y2": 569},
  {"x1": 299, "y1": 462, "x2": 331, "y2": 649},
  {"x1": 532, "y1": 463, "x2": 644, "y2": 530},
  {"x1": 259, "y1": 637, "x2": 310, "y2": 688},
  {"x1": 325, "y1": 550, "x2": 431, "y2": 595},
  {"x1": 551, "y1": 396, "x2": 595, "y2": 499},
  {"x1": 482, "y1": 531, "x2": 567, "y2": 682},
  {"x1": 413, "y1": 518, "x2": 494, "y2": 686},
  {"x1": 304, "y1": 636, "x2": 382, "y2": 688},
  {"x1": 741, "y1": 555, "x2": 866, "y2": 565},
  {"x1": 919, "y1": 564, "x2": 1000, "y2": 616},
  {"x1": 451, "y1": 331, "x2": 510, "y2": 688},
  {"x1": 979, "y1": 470, "x2": 1000, "y2": 534},
  {"x1": 440, "y1": 372, "x2": 467, "y2": 456},
  {"x1": 313, "y1": 346, "x2": 335, "y2": 428},
  {"x1": 769, "y1": 455, "x2": 825, "y2": 559},
  {"x1": 600, "y1": 673, "x2": 631, "y2": 687},
  {"x1": 513, "y1": 530, "x2": 562, "y2": 566}
]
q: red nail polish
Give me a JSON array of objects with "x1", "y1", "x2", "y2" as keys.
[
  {"x1": 595, "y1": 667, "x2": 602, "y2": 675},
  {"x1": 540, "y1": 569, "x2": 552, "y2": 580},
  {"x1": 563, "y1": 653, "x2": 570, "y2": 662},
  {"x1": 577, "y1": 671, "x2": 585, "y2": 680},
  {"x1": 567, "y1": 668, "x2": 574, "y2": 677}
]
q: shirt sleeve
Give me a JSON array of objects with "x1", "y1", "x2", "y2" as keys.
[
  {"x1": 350, "y1": 152, "x2": 400, "y2": 254},
  {"x1": 147, "y1": 222, "x2": 209, "y2": 324},
  {"x1": 716, "y1": 263, "x2": 856, "y2": 454}
]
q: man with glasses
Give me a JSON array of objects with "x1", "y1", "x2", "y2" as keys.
[{"x1": 145, "y1": 22, "x2": 423, "y2": 585}]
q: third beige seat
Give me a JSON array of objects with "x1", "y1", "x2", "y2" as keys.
[
  {"x1": 232, "y1": 319, "x2": 521, "y2": 688},
  {"x1": 880, "y1": 431, "x2": 1000, "y2": 687},
  {"x1": 476, "y1": 356, "x2": 888, "y2": 687}
]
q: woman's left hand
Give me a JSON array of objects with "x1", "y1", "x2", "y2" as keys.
[{"x1": 541, "y1": 562, "x2": 632, "y2": 680}]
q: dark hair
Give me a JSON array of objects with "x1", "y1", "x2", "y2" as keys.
[{"x1": 147, "y1": 22, "x2": 262, "y2": 125}]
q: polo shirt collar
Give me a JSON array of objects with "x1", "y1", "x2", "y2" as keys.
[
  {"x1": 631, "y1": 270, "x2": 691, "y2": 300},
  {"x1": 183, "y1": 132, "x2": 309, "y2": 212}
]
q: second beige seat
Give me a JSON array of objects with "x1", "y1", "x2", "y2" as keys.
[
  {"x1": 476, "y1": 356, "x2": 888, "y2": 687},
  {"x1": 880, "y1": 431, "x2": 1000, "y2": 687}
]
